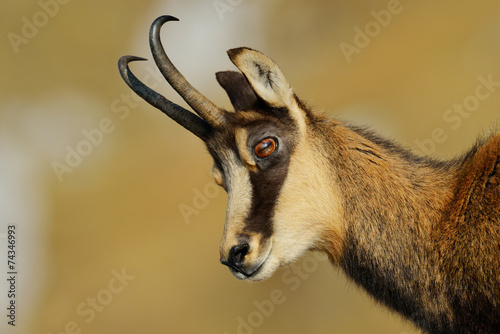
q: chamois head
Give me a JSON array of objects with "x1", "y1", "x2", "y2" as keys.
[{"x1": 119, "y1": 16, "x2": 342, "y2": 281}]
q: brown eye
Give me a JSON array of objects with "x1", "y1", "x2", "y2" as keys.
[{"x1": 254, "y1": 138, "x2": 277, "y2": 159}]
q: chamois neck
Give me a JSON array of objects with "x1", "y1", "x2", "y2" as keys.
[
  {"x1": 324, "y1": 123, "x2": 459, "y2": 232},
  {"x1": 315, "y1": 119, "x2": 462, "y2": 331}
]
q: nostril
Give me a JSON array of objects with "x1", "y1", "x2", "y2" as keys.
[{"x1": 229, "y1": 243, "x2": 250, "y2": 268}]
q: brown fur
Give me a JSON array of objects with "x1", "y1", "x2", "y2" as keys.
[{"x1": 308, "y1": 112, "x2": 500, "y2": 333}]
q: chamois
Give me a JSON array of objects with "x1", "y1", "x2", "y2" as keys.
[{"x1": 119, "y1": 16, "x2": 500, "y2": 334}]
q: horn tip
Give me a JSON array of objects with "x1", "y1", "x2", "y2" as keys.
[
  {"x1": 118, "y1": 55, "x2": 147, "y2": 70},
  {"x1": 119, "y1": 55, "x2": 147, "y2": 63},
  {"x1": 155, "y1": 15, "x2": 180, "y2": 25}
]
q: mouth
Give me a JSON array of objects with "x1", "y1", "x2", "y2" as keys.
[{"x1": 220, "y1": 258, "x2": 266, "y2": 280}]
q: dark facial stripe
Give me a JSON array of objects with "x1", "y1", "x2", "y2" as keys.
[
  {"x1": 241, "y1": 117, "x2": 298, "y2": 240},
  {"x1": 244, "y1": 155, "x2": 291, "y2": 239}
]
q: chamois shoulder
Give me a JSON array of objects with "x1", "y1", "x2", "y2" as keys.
[{"x1": 447, "y1": 132, "x2": 500, "y2": 224}]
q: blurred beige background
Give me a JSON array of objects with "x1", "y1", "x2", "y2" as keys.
[{"x1": 1, "y1": 0, "x2": 500, "y2": 333}]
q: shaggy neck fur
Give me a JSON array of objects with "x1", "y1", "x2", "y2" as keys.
[{"x1": 311, "y1": 114, "x2": 500, "y2": 334}]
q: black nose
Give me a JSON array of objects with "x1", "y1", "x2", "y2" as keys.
[
  {"x1": 228, "y1": 243, "x2": 249, "y2": 268},
  {"x1": 221, "y1": 243, "x2": 250, "y2": 276}
]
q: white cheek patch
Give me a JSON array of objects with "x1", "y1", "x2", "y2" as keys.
[
  {"x1": 219, "y1": 151, "x2": 253, "y2": 255},
  {"x1": 270, "y1": 136, "x2": 344, "y2": 265}
]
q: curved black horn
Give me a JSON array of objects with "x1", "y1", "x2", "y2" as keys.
[
  {"x1": 149, "y1": 15, "x2": 226, "y2": 129},
  {"x1": 118, "y1": 55, "x2": 212, "y2": 140}
]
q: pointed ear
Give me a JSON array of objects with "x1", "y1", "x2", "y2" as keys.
[
  {"x1": 215, "y1": 71, "x2": 259, "y2": 111},
  {"x1": 227, "y1": 48, "x2": 293, "y2": 108}
]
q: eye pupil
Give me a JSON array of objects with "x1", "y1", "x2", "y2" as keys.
[{"x1": 255, "y1": 138, "x2": 276, "y2": 158}]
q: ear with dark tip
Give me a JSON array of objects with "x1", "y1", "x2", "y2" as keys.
[
  {"x1": 216, "y1": 71, "x2": 259, "y2": 111},
  {"x1": 226, "y1": 47, "x2": 293, "y2": 108}
]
